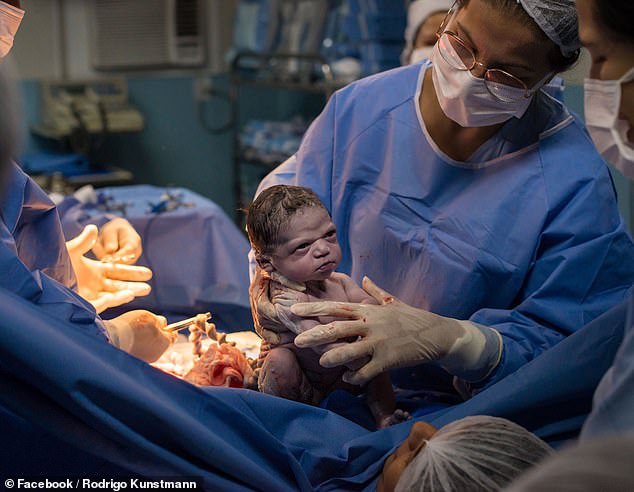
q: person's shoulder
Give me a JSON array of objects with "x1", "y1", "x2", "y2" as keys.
[
  {"x1": 0, "y1": 162, "x2": 56, "y2": 231},
  {"x1": 537, "y1": 102, "x2": 608, "y2": 173},
  {"x1": 332, "y1": 64, "x2": 423, "y2": 115}
]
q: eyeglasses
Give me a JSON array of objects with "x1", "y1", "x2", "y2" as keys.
[{"x1": 435, "y1": 3, "x2": 535, "y2": 102}]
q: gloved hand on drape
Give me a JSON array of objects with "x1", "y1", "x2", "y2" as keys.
[
  {"x1": 92, "y1": 217, "x2": 143, "y2": 264},
  {"x1": 293, "y1": 277, "x2": 502, "y2": 386},
  {"x1": 249, "y1": 266, "x2": 306, "y2": 345},
  {"x1": 102, "y1": 310, "x2": 176, "y2": 362},
  {"x1": 66, "y1": 224, "x2": 152, "y2": 313}
]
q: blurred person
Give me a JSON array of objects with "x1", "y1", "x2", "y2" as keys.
[
  {"x1": 401, "y1": 0, "x2": 453, "y2": 65},
  {"x1": 503, "y1": 436, "x2": 634, "y2": 492},
  {"x1": 572, "y1": 0, "x2": 634, "y2": 440},
  {"x1": 0, "y1": 7, "x2": 173, "y2": 362},
  {"x1": 1, "y1": 0, "x2": 151, "y2": 314},
  {"x1": 378, "y1": 416, "x2": 552, "y2": 492}
]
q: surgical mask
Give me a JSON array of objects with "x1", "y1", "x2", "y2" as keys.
[
  {"x1": 584, "y1": 68, "x2": 634, "y2": 180},
  {"x1": 0, "y1": 3, "x2": 23, "y2": 58},
  {"x1": 410, "y1": 46, "x2": 434, "y2": 65},
  {"x1": 430, "y1": 42, "x2": 535, "y2": 127}
]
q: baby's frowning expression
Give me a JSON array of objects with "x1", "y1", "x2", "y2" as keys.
[{"x1": 269, "y1": 206, "x2": 342, "y2": 283}]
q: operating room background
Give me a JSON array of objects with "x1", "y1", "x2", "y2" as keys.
[{"x1": 7, "y1": 0, "x2": 634, "y2": 233}]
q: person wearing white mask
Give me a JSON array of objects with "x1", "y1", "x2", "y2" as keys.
[
  {"x1": 249, "y1": 0, "x2": 634, "y2": 404},
  {"x1": 0, "y1": 2, "x2": 175, "y2": 361},
  {"x1": 574, "y1": 0, "x2": 634, "y2": 441},
  {"x1": 401, "y1": 0, "x2": 453, "y2": 65},
  {"x1": 578, "y1": 0, "x2": 634, "y2": 180}
]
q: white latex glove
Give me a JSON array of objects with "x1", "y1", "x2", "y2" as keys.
[
  {"x1": 66, "y1": 225, "x2": 152, "y2": 314},
  {"x1": 293, "y1": 277, "x2": 500, "y2": 386},
  {"x1": 102, "y1": 310, "x2": 176, "y2": 362},
  {"x1": 249, "y1": 266, "x2": 306, "y2": 345},
  {"x1": 92, "y1": 217, "x2": 142, "y2": 264}
]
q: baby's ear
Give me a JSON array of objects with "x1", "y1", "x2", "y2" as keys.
[{"x1": 255, "y1": 254, "x2": 275, "y2": 273}]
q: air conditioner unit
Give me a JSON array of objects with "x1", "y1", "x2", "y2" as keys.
[{"x1": 90, "y1": 0, "x2": 206, "y2": 70}]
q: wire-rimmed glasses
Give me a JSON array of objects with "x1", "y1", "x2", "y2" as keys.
[{"x1": 435, "y1": 3, "x2": 536, "y2": 102}]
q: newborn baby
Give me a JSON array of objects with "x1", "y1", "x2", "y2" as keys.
[{"x1": 247, "y1": 185, "x2": 407, "y2": 428}]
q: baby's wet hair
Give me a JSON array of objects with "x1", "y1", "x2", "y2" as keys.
[{"x1": 246, "y1": 185, "x2": 328, "y2": 256}]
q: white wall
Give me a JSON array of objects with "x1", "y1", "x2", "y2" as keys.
[
  {"x1": 10, "y1": 0, "x2": 63, "y2": 79},
  {"x1": 9, "y1": 0, "x2": 237, "y2": 81}
]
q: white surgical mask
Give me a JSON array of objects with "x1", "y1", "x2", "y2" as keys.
[
  {"x1": 584, "y1": 67, "x2": 634, "y2": 180},
  {"x1": 430, "y1": 40, "x2": 536, "y2": 127},
  {"x1": 0, "y1": 3, "x2": 24, "y2": 59},
  {"x1": 410, "y1": 46, "x2": 434, "y2": 65}
]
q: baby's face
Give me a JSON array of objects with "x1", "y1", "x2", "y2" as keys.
[{"x1": 270, "y1": 206, "x2": 342, "y2": 283}]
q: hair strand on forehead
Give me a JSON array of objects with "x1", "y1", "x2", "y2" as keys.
[{"x1": 246, "y1": 185, "x2": 328, "y2": 256}]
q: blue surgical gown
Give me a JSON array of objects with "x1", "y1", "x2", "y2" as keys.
[
  {"x1": 256, "y1": 62, "x2": 634, "y2": 391},
  {"x1": 580, "y1": 287, "x2": 634, "y2": 440},
  {"x1": 0, "y1": 163, "x2": 107, "y2": 339}
]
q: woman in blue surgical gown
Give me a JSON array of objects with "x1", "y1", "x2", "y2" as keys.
[{"x1": 251, "y1": 0, "x2": 634, "y2": 399}]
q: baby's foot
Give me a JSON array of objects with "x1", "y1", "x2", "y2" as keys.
[{"x1": 379, "y1": 409, "x2": 412, "y2": 428}]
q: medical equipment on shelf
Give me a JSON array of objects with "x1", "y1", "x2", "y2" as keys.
[{"x1": 33, "y1": 78, "x2": 144, "y2": 139}]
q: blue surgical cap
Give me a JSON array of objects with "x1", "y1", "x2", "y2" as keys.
[{"x1": 518, "y1": 0, "x2": 580, "y2": 57}]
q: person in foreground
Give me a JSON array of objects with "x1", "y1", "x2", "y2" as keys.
[
  {"x1": 0, "y1": 7, "x2": 173, "y2": 362},
  {"x1": 377, "y1": 415, "x2": 552, "y2": 492},
  {"x1": 1, "y1": 0, "x2": 154, "y2": 315},
  {"x1": 251, "y1": 0, "x2": 634, "y2": 402}
]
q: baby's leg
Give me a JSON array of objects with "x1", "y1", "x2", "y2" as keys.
[
  {"x1": 258, "y1": 346, "x2": 321, "y2": 405},
  {"x1": 366, "y1": 373, "x2": 411, "y2": 429}
]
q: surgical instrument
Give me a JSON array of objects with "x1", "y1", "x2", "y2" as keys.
[{"x1": 165, "y1": 312, "x2": 211, "y2": 332}]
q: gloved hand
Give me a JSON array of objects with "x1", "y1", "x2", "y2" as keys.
[
  {"x1": 92, "y1": 217, "x2": 142, "y2": 264},
  {"x1": 102, "y1": 310, "x2": 176, "y2": 362},
  {"x1": 293, "y1": 277, "x2": 501, "y2": 386},
  {"x1": 249, "y1": 266, "x2": 306, "y2": 345},
  {"x1": 66, "y1": 225, "x2": 152, "y2": 314}
]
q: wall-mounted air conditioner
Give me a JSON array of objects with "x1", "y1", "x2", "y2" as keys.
[{"x1": 90, "y1": 0, "x2": 206, "y2": 70}]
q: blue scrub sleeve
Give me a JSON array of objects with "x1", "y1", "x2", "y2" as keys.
[{"x1": 468, "y1": 147, "x2": 634, "y2": 392}]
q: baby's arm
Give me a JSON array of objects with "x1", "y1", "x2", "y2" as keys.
[
  {"x1": 331, "y1": 272, "x2": 378, "y2": 304},
  {"x1": 269, "y1": 281, "x2": 319, "y2": 334}
]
